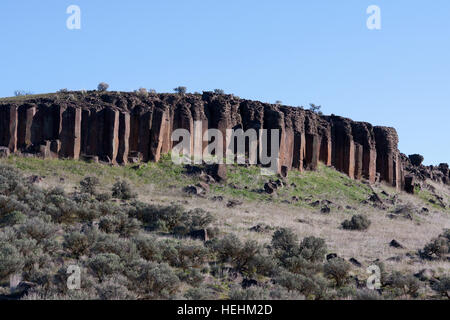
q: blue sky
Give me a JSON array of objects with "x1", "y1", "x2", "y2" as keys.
[{"x1": 0, "y1": 0, "x2": 449, "y2": 165}]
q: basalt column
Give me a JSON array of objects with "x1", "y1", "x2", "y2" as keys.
[
  {"x1": 117, "y1": 112, "x2": 130, "y2": 164},
  {"x1": 330, "y1": 116, "x2": 355, "y2": 179},
  {"x1": 0, "y1": 105, "x2": 18, "y2": 152},
  {"x1": 149, "y1": 105, "x2": 171, "y2": 162},
  {"x1": 105, "y1": 109, "x2": 120, "y2": 164},
  {"x1": 351, "y1": 122, "x2": 377, "y2": 183},
  {"x1": 59, "y1": 107, "x2": 81, "y2": 160},
  {"x1": 291, "y1": 109, "x2": 306, "y2": 172},
  {"x1": 17, "y1": 105, "x2": 36, "y2": 150},
  {"x1": 374, "y1": 126, "x2": 402, "y2": 189},
  {"x1": 304, "y1": 114, "x2": 321, "y2": 171}
]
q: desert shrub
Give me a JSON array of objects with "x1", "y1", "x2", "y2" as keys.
[
  {"x1": 133, "y1": 261, "x2": 180, "y2": 299},
  {"x1": 275, "y1": 271, "x2": 329, "y2": 299},
  {"x1": 0, "y1": 243, "x2": 23, "y2": 280},
  {"x1": 80, "y1": 176, "x2": 100, "y2": 195},
  {"x1": 177, "y1": 267, "x2": 204, "y2": 286},
  {"x1": 173, "y1": 86, "x2": 187, "y2": 94},
  {"x1": 354, "y1": 288, "x2": 382, "y2": 300},
  {"x1": 174, "y1": 244, "x2": 210, "y2": 270},
  {"x1": 135, "y1": 87, "x2": 148, "y2": 96},
  {"x1": 112, "y1": 180, "x2": 136, "y2": 200},
  {"x1": 309, "y1": 103, "x2": 323, "y2": 115},
  {"x1": 97, "y1": 82, "x2": 109, "y2": 92},
  {"x1": 64, "y1": 231, "x2": 91, "y2": 258},
  {"x1": 271, "y1": 228, "x2": 299, "y2": 259},
  {"x1": 87, "y1": 253, "x2": 123, "y2": 281},
  {"x1": 19, "y1": 217, "x2": 58, "y2": 244},
  {"x1": 324, "y1": 258, "x2": 351, "y2": 287},
  {"x1": 298, "y1": 236, "x2": 327, "y2": 263},
  {"x1": 91, "y1": 233, "x2": 139, "y2": 261},
  {"x1": 229, "y1": 286, "x2": 270, "y2": 300},
  {"x1": 96, "y1": 192, "x2": 111, "y2": 202},
  {"x1": 386, "y1": 271, "x2": 421, "y2": 297},
  {"x1": 0, "y1": 210, "x2": 25, "y2": 226},
  {"x1": 214, "y1": 89, "x2": 225, "y2": 95},
  {"x1": 408, "y1": 154, "x2": 424, "y2": 166},
  {"x1": 431, "y1": 276, "x2": 450, "y2": 299},
  {"x1": 95, "y1": 274, "x2": 137, "y2": 300},
  {"x1": 133, "y1": 235, "x2": 162, "y2": 261},
  {"x1": 129, "y1": 203, "x2": 213, "y2": 235},
  {"x1": 268, "y1": 285, "x2": 305, "y2": 300},
  {"x1": 342, "y1": 214, "x2": 371, "y2": 231},
  {"x1": 421, "y1": 230, "x2": 450, "y2": 260},
  {"x1": 208, "y1": 234, "x2": 261, "y2": 276},
  {"x1": 98, "y1": 213, "x2": 141, "y2": 237}
]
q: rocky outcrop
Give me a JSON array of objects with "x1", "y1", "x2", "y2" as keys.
[{"x1": 0, "y1": 91, "x2": 413, "y2": 189}]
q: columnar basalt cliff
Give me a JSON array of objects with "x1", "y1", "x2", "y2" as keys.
[{"x1": 0, "y1": 91, "x2": 410, "y2": 189}]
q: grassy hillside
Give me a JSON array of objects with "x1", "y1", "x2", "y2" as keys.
[{"x1": 0, "y1": 155, "x2": 449, "y2": 300}]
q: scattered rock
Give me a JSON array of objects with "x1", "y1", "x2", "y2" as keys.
[
  {"x1": 320, "y1": 206, "x2": 331, "y2": 214},
  {"x1": 249, "y1": 224, "x2": 274, "y2": 233},
  {"x1": 349, "y1": 258, "x2": 362, "y2": 267},
  {"x1": 242, "y1": 279, "x2": 258, "y2": 289},
  {"x1": 310, "y1": 200, "x2": 320, "y2": 207},
  {"x1": 264, "y1": 182, "x2": 277, "y2": 194},
  {"x1": 414, "y1": 269, "x2": 435, "y2": 282},
  {"x1": 196, "y1": 182, "x2": 210, "y2": 193},
  {"x1": 210, "y1": 196, "x2": 224, "y2": 202},
  {"x1": 389, "y1": 239, "x2": 404, "y2": 249},
  {"x1": 0, "y1": 146, "x2": 10, "y2": 158},
  {"x1": 28, "y1": 175, "x2": 43, "y2": 184},
  {"x1": 183, "y1": 185, "x2": 206, "y2": 196},
  {"x1": 291, "y1": 196, "x2": 300, "y2": 202},
  {"x1": 227, "y1": 200, "x2": 243, "y2": 208},
  {"x1": 326, "y1": 253, "x2": 338, "y2": 261},
  {"x1": 189, "y1": 229, "x2": 209, "y2": 242}
]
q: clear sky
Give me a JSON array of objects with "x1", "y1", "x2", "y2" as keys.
[{"x1": 0, "y1": 0, "x2": 449, "y2": 165}]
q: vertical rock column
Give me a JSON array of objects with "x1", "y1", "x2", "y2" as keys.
[
  {"x1": 0, "y1": 105, "x2": 18, "y2": 152},
  {"x1": 330, "y1": 116, "x2": 355, "y2": 179},
  {"x1": 374, "y1": 126, "x2": 402, "y2": 188},
  {"x1": 149, "y1": 106, "x2": 171, "y2": 162},
  {"x1": 59, "y1": 107, "x2": 81, "y2": 159},
  {"x1": 105, "y1": 109, "x2": 120, "y2": 164},
  {"x1": 17, "y1": 105, "x2": 36, "y2": 150},
  {"x1": 117, "y1": 112, "x2": 130, "y2": 164}
]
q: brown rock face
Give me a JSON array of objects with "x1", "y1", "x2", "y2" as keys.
[{"x1": 0, "y1": 91, "x2": 411, "y2": 189}]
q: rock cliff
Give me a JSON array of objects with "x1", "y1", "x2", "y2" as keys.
[{"x1": 0, "y1": 91, "x2": 417, "y2": 190}]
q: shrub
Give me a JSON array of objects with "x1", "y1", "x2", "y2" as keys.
[
  {"x1": 432, "y1": 276, "x2": 450, "y2": 299},
  {"x1": 208, "y1": 234, "x2": 261, "y2": 276},
  {"x1": 112, "y1": 180, "x2": 136, "y2": 200},
  {"x1": 275, "y1": 271, "x2": 329, "y2": 299},
  {"x1": 421, "y1": 230, "x2": 450, "y2": 260},
  {"x1": 129, "y1": 203, "x2": 213, "y2": 235},
  {"x1": 324, "y1": 258, "x2": 351, "y2": 287},
  {"x1": 97, "y1": 82, "x2": 109, "y2": 92},
  {"x1": 80, "y1": 176, "x2": 100, "y2": 195},
  {"x1": 98, "y1": 214, "x2": 141, "y2": 237},
  {"x1": 19, "y1": 217, "x2": 58, "y2": 244},
  {"x1": 95, "y1": 274, "x2": 137, "y2": 300},
  {"x1": 342, "y1": 214, "x2": 371, "y2": 231},
  {"x1": 134, "y1": 261, "x2": 180, "y2": 299},
  {"x1": 386, "y1": 271, "x2": 420, "y2": 297},
  {"x1": 408, "y1": 154, "x2": 424, "y2": 166},
  {"x1": 135, "y1": 88, "x2": 148, "y2": 96},
  {"x1": 229, "y1": 286, "x2": 270, "y2": 300},
  {"x1": 133, "y1": 235, "x2": 162, "y2": 261},
  {"x1": 0, "y1": 210, "x2": 25, "y2": 226},
  {"x1": 91, "y1": 233, "x2": 139, "y2": 261},
  {"x1": 214, "y1": 89, "x2": 225, "y2": 95},
  {"x1": 64, "y1": 231, "x2": 91, "y2": 258},
  {"x1": 354, "y1": 289, "x2": 382, "y2": 300},
  {"x1": 174, "y1": 86, "x2": 187, "y2": 94},
  {"x1": 0, "y1": 243, "x2": 23, "y2": 280},
  {"x1": 271, "y1": 228, "x2": 299, "y2": 258},
  {"x1": 309, "y1": 103, "x2": 323, "y2": 115},
  {"x1": 185, "y1": 285, "x2": 217, "y2": 300},
  {"x1": 87, "y1": 253, "x2": 123, "y2": 281},
  {"x1": 298, "y1": 236, "x2": 327, "y2": 263}
]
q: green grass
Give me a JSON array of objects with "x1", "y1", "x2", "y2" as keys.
[{"x1": 0, "y1": 154, "x2": 197, "y2": 190}]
